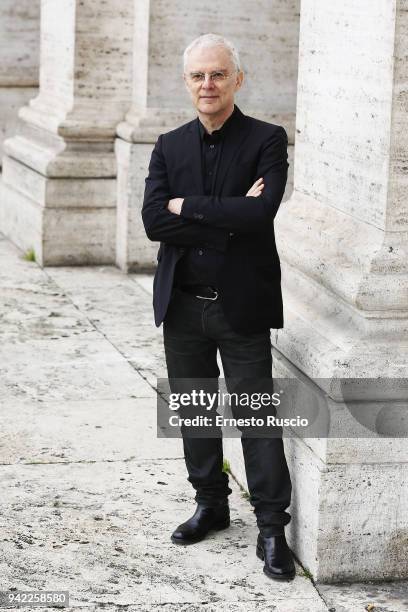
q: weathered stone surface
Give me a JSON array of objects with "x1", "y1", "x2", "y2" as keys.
[
  {"x1": 318, "y1": 580, "x2": 408, "y2": 612},
  {"x1": 0, "y1": 398, "x2": 183, "y2": 466},
  {"x1": 0, "y1": 334, "x2": 152, "y2": 401},
  {"x1": 0, "y1": 460, "x2": 317, "y2": 609},
  {"x1": 0, "y1": 1, "x2": 40, "y2": 87},
  {"x1": 43, "y1": 265, "x2": 167, "y2": 383}
]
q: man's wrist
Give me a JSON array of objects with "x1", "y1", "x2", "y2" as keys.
[{"x1": 167, "y1": 197, "x2": 184, "y2": 215}]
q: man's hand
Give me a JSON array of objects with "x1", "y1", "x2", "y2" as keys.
[
  {"x1": 246, "y1": 178, "x2": 264, "y2": 197},
  {"x1": 167, "y1": 198, "x2": 184, "y2": 215}
]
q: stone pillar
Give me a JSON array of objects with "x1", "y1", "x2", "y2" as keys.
[
  {"x1": 0, "y1": 0, "x2": 133, "y2": 265},
  {"x1": 115, "y1": 0, "x2": 300, "y2": 271},
  {"x1": 271, "y1": 0, "x2": 407, "y2": 581},
  {"x1": 0, "y1": 1, "x2": 40, "y2": 167}
]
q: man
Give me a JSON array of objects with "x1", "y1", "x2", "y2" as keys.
[{"x1": 142, "y1": 33, "x2": 295, "y2": 581}]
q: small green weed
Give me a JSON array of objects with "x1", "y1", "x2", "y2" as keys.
[
  {"x1": 301, "y1": 566, "x2": 313, "y2": 580},
  {"x1": 23, "y1": 248, "x2": 36, "y2": 262},
  {"x1": 222, "y1": 459, "x2": 231, "y2": 473}
]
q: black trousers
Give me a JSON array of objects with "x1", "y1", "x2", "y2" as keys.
[{"x1": 163, "y1": 288, "x2": 292, "y2": 536}]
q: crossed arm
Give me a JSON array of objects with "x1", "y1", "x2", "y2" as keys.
[
  {"x1": 142, "y1": 126, "x2": 288, "y2": 249},
  {"x1": 142, "y1": 134, "x2": 229, "y2": 251},
  {"x1": 168, "y1": 177, "x2": 264, "y2": 214}
]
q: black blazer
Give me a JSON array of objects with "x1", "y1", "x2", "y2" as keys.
[{"x1": 142, "y1": 105, "x2": 288, "y2": 334}]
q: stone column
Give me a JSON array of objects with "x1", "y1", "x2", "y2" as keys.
[
  {"x1": 115, "y1": 0, "x2": 300, "y2": 271},
  {"x1": 0, "y1": 1, "x2": 40, "y2": 167},
  {"x1": 270, "y1": 0, "x2": 407, "y2": 581},
  {"x1": 0, "y1": 0, "x2": 133, "y2": 265}
]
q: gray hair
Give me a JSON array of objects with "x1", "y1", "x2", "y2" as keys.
[{"x1": 183, "y1": 33, "x2": 241, "y2": 72}]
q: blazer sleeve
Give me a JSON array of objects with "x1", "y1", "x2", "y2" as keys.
[
  {"x1": 142, "y1": 134, "x2": 229, "y2": 250},
  {"x1": 180, "y1": 126, "x2": 289, "y2": 233}
]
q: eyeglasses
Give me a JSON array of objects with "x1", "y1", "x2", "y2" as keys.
[{"x1": 185, "y1": 71, "x2": 235, "y2": 84}]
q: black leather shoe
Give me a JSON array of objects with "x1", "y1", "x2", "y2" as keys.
[
  {"x1": 171, "y1": 504, "x2": 230, "y2": 545},
  {"x1": 256, "y1": 533, "x2": 296, "y2": 580}
]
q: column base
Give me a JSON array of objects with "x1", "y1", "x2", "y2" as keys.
[{"x1": 0, "y1": 155, "x2": 116, "y2": 266}]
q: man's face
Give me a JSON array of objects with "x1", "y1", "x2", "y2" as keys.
[{"x1": 183, "y1": 45, "x2": 244, "y2": 117}]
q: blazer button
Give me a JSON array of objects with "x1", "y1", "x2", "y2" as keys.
[{"x1": 198, "y1": 214, "x2": 204, "y2": 220}]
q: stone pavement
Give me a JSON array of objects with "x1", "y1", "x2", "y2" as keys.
[{"x1": 0, "y1": 232, "x2": 407, "y2": 612}]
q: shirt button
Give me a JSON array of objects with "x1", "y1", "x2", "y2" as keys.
[
  {"x1": 210, "y1": 144, "x2": 215, "y2": 149},
  {"x1": 198, "y1": 249, "x2": 203, "y2": 255}
]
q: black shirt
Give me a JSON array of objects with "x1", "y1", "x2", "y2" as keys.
[{"x1": 174, "y1": 106, "x2": 238, "y2": 287}]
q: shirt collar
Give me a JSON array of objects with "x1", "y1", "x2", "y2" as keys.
[{"x1": 198, "y1": 105, "x2": 238, "y2": 142}]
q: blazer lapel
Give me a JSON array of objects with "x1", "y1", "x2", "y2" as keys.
[{"x1": 213, "y1": 106, "x2": 251, "y2": 194}]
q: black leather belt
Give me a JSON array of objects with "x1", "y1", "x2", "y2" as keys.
[{"x1": 179, "y1": 284, "x2": 219, "y2": 301}]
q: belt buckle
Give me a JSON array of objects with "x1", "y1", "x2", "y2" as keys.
[{"x1": 196, "y1": 289, "x2": 218, "y2": 301}]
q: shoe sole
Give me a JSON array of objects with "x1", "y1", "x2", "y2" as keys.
[
  {"x1": 171, "y1": 519, "x2": 230, "y2": 546},
  {"x1": 256, "y1": 544, "x2": 296, "y2": 581}
]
